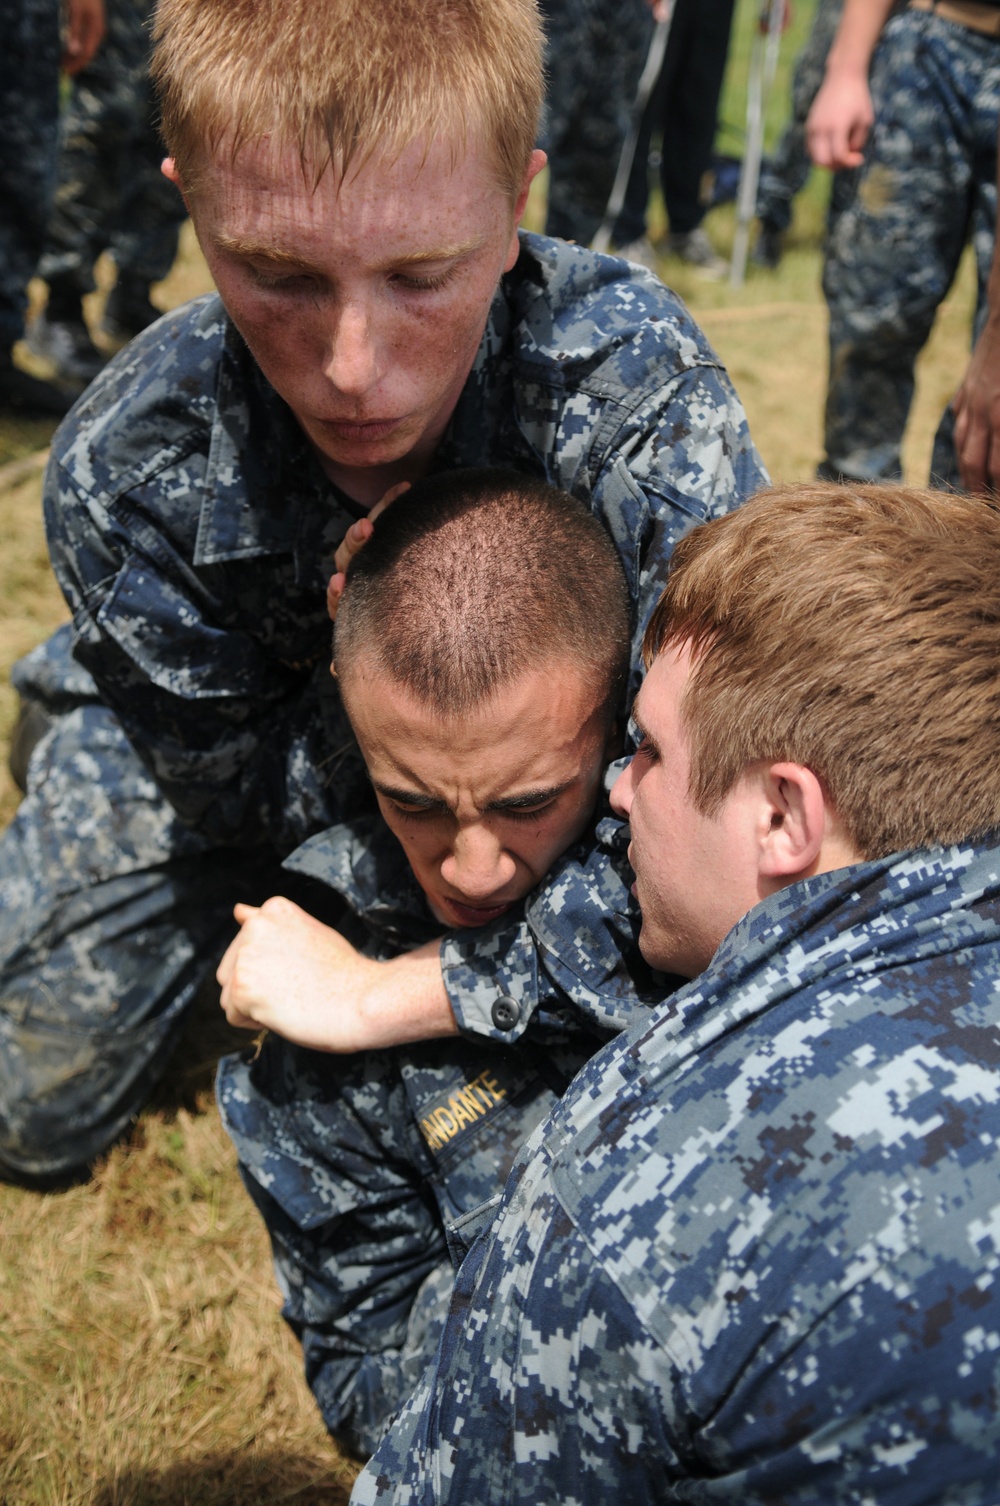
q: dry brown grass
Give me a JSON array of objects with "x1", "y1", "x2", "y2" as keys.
[{"x1": 0, "y1": 42, "x2": 980, "y2": 1502}]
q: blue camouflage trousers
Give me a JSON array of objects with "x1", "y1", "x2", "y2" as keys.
[
  {"x1": 217, "y1": 1028, "x2": 595, "y2": 1457},
  {"x1": 756, "y1": 0, "x2": 852, "y2": 235},
  {"x1": 0, "y1": 626, "x2": 348, "y2": 1184},
  {"x1": 539, "y1": 0, "x2": 653, "y2": 246},
  {"x1": 822, "y1": 8, "x2": 1000, "y2": 482},
  {"x1": 0, "y1": 0, "x2": 61, "y2": 347},
  {"x1": 38, "y1": 0, "x2": 186, "y2": 298}
]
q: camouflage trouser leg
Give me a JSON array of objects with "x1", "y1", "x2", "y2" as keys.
[
  {"x1": 822, "y1": 11, "x2": 1000, "y2": 482},
  {"x1": 0, "y1": 628, "x2": 302, "y2": 1184},
  {"x1": 539, "y1": 0, "x2": 653, "y2": 246},
  {"x1": 756, "y1": 0, "x2": 845, "y2": 234},
  {"x1": 38, "y1": 0, "x2": 185, "y2": 297},
  {"x1": 0, "y1": 0, "x2": 61, "y2": 346},
  {"x1": 217, "y1": 1031, "x2": 593, "y2": 1457}
]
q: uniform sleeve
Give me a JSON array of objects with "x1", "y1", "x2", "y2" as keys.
[
  {"x1": 441, "y1": 806, "x2": 664, "y2": 1043},
  {"x1": 44, "y1": 459, "x2": 365, "y2": 853},
  {"x1": 442, "y1": 364, "x2": 765, "y2": 1041},
  {"x1": 351, "y1": 1149, "x2": 688, "y2": 1506}
]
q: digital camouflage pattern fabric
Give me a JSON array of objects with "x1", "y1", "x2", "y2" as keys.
[
  {"x1": 356, "y1": 839, "x2": 1000, "y2": 1504},
  {"x1": 539, "y1": 0, "x2": 653, "y2": 246},
  {"x1": 38, "y1": 0, "x2": 187, "y2": 300},
  {"x1": 756, "y1": 0, "x2": 850, "y2": 236},
  {"x1": 822, "y1": 8, "x2": 1000, "y2": 483},
  {"x1": 217, "y1": 802, "x2": 653, "y2": 1455},
  {"x1": 0, "y1": 233, "x2": 765, "y2": 1180},
  {"x1": 0, "y1": 0, "x2": 61, "y2": 347}
]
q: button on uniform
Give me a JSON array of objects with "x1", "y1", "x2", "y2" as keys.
[{"x1": 491, "y1": 995, "x2": 520, "y2": 1030}]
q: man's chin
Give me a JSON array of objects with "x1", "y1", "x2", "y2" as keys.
[{"x1": 638, "y1": 923, "x2": 685, "y2": 978}]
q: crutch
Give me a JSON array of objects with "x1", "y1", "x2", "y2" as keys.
[
  {"x1": 592, "y1": 5, "x2": 674, "y2": 255},
  {"x1": 729, "y1": 0, "x2": 784, "y2": 286}
]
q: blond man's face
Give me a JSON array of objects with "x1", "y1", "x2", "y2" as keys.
[{"x1": 173, "y1": 138, "x2": 544, "y2": 504}]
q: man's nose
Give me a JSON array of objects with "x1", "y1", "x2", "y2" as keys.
[
  {"x1": 324, "y1": 299, "x2": 380, "y2": 396},
  {"x1": 442, "y1": 826, "x2": 517, "y2": 899},
  {"x1": 610, "y1": 760, "x2": 633, "y2": 818}
]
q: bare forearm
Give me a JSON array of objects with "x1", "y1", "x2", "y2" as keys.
[
  {"x1": 952, "y1": 120, "x2": 1000, "y2": 495},
  {"x1": 825, "y1": 0, "x2": 896, "y2": 83},
  {"x1": 357, "y1": 940, "x2": 458, "y2": 1048},
  {"x1": 217, "y1": 898, "x2": 458, "y2": 1051},
  {"x1": 808, "y1": 0, "x2": 895, "y2": 168}
]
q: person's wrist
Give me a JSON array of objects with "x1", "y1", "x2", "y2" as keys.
[{"x1": 821, "y1": 57, "x2": 867, "y2": 89}]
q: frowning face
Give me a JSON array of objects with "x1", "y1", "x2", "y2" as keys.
[{"x1": 341, "y1": 657, "x2": 614, "y2": 928}]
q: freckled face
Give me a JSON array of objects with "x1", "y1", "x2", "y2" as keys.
[
  {"x1": 341, "y1": 658, "x2": 614, "y2": 929},
  {"x1": 183, "y1": 137, "x2": 544, "y2": 504}
]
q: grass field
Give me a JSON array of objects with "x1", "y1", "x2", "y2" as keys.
[{"x1": 0, "y1": 4, "x2": 981, "y2": 1500}]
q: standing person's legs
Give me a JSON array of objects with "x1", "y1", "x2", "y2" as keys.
[
  {"x1": 822, "y1": 13, "x2": 986, "y2": 482},
  {"x1": 756, "y1": 0, "x2": 845, "y2": 243},
  {"x1": 929, "y1": 40, "x2": 1000, "y2": 488},
  {"x1": 541, "y1": 0, "x2": 652, "y2": 247},
  {"x1": 0, "y1": 0, "x2": 73, "y2": 415},
  {"x1": 33, "y1": 0, "x2": 184, "y2": 378},
  {"x1": 658, "y1": 0, "x2": 736, "y2": 237},
  {"x1": 612, "y1": 2, "x2": 690, "y2": 250},
  {"x1": 102, "y1": 0, "x2": 186, "y2": 338}
]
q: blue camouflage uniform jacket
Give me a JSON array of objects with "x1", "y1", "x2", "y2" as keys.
[
  {"x1": 43, "y1": 231, "x2": 765, "y2": 1045},
  {"x1": 217, "y1": 800, "x2": 661, "y2": 1454},
  {"x1": 355, "y1": 839, "x2": 1000, "y2": 1505}
]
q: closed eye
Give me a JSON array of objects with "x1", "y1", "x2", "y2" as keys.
[
  {"x1": 391, "y1": 267, "x2": 458, "y2": 293},
  {"x1": 501, "y1": 800, "x2": 558, "y2": 822}
]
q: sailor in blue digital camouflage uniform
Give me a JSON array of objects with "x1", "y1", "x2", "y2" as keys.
[
  {"x1": 538, "y1": 0, "x2": 654, "y2": 246},
  {"x1": 29, "y1": 0, "x2": 188, "y2": 386},
  {"x1": 807, "y1": 0, "x2": 1000, "y2": 484},
  {"x1": 215, "y1": 467, "x2": 659, "y2": 1456},
  {"x1": 753, "y1": 0, "x2": 850, "y2": 270},
  {"x1": 0, "y1": 0, "x2": 765, "y2": 1186},
  {"x1": 356, "y1": 481, "x2": 1000, "y2": 1505},
  {"x1": 0, "y1": 0, "x2": 105, "y2": 417}
]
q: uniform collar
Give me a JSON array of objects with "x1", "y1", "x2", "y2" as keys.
[
  {"x1": 194, "y1": 319, "x2": 355, "y2": 569},
  {"x1": 283, "y1": 814, "x2": 441, "y2": 950}
]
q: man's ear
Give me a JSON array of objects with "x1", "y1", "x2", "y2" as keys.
[
  {"x1": 503, "y1": 149, "x2": 547, "y2": 272},
  {"x1": 162, "y1": 157, "x2": 192, "y2": 212},
  {"x1": 757, "y1": 762, "x2": 828, "y2": 883}
]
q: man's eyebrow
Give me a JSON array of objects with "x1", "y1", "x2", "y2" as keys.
[
  {"x1": 215, "y1": 234, "x2": 326, "y2": 270},
  {"x1": 372, "y1": 783, "x2": 445, "y2": 811},
  {"x1": 484, "y1": 782, "x2": 574, "y2": 814},
  {"x1": 372, "y1": 780, "x2": 574, "y2": 814},
  {"x1": 390, "y1": 238, "x2": 483, "y2": 266},
  {"x1": 215, "y1": 233, "x2": 483, "y2": 269}
]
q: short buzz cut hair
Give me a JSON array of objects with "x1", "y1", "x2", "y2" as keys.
[
  {"x1": 151, "y1": 0, "x2": 544, "y2": 198},
  {"x1": 334, "y1": 467, "x2": 630, "y2": 718},
  {"x1": 645, "y1": 482, "x2": 1000, "y2": 859}
]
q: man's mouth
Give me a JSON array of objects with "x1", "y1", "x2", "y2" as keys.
[
  {"x1": 437, "y1": 895, "x2": 514, "y2": 928},
  {"x1": 320, "y1": 415, "x2": 404, "y2": 442}
]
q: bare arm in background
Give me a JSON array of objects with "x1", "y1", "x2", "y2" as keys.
[
  {"x1": 806, "y1": 0, "x2": 895, "y2": 168},
  {"x1": 62, "y1": 0, "x2": 105, "y2": 75},
  {"x1": 952, "y1": 121, "x2": 1000, "y2": 496}
]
